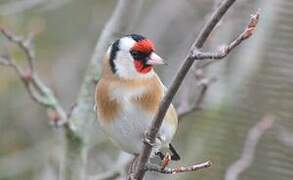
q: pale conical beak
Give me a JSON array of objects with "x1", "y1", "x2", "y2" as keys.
[{"x1": 146, "y1": 52, "x2": 165, "y2": 65}]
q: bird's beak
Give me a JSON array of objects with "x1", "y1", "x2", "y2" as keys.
[{"x1": 146, "y1": 52, "x2": 166, "y2": 65}]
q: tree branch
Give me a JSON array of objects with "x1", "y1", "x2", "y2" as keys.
[
  {"x1": 145, "y1": 161, "x2": 211, "y2": 175},
  {"x1": 1, "y1": 0, "x2": 144, "y2": 179},
  {"x1": 61, "y1": 0, "x2": 144, "y2": 180},
  {"x1": 195, "y1": 10, "x2": 260, "y2": 69},
  {"x1": 225, "y1": 114, "x2": 274, "y2": 180},
  {"x1": 132, "y1": 0, "x2": 260, "y2": 179},
  {"x1": 176, "y1": 10, "x2": 259, "y2": 119},
  {"x1": 68, "y1": 0, "x2": 144, "y2": 136},
  {"x1": 0, "y1": 28, "x2": 67, "y2": 125}
]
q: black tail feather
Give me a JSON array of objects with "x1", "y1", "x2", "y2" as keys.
[{"x1": 169, "y1": 143, "x2": 181, "y2": 161}]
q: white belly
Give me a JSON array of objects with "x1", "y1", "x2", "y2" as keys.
[{"x1": 99, "y1": 101, "x2": 175, "y2": 155}]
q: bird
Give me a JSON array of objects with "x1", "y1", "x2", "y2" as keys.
[{"x1": 95, "y1": 34, "x2": 180, "y2": 162}]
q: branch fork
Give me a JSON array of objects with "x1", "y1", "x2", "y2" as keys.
[
  {"x1": 0, "y1": 28, "x2": 67, "y2": 126},
  {"x1": 192, "y1": 10, "x2": 260, "y2": 62}
]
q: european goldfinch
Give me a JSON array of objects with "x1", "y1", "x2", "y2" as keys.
[{"x1": 95, "y1": 34, "x2": 180, "y2": 161}]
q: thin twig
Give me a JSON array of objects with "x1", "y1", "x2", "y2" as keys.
[
  {"x1": 145, "y1": 161, "x2": 211, "y2": 175},
  {"x1": 196, "y1": 10, "x2": 260, "y2": 69},
  {"x1": 0, "y1": 28, "x2": 67, "y2": 125},
  {"x1": 132, "y1": 0, "x2": 236, "y2": 179},
  {"x1": 178, "y1": 69, "x2": 217, "y2": 119},
  {"x1": 178, "y1": 10, "x2": 260, "y2": 119},
  {"x1": 132, "y1": 0, "x2": 260, "y2": 179},
  {"x1": 0, "y1": 28, "x2": 35, "y2": 71},
  {"x1": 225, "y1": 114, "x2": 274, "y2": 180}
]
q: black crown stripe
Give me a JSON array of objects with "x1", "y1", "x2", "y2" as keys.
[
  {"x1": 109, "y1": 39, "x2": 120, "y2": 73},
  {"x1": 128, "y1": 34, "x2": 146, "y2": 42}
]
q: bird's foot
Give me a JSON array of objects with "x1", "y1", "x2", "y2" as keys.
[
  {"x1": 160, "y1": 152, "x2": 171, "y2": 170},
  {"x1": 143, "y1": 131, "x2": 162, "y2": 148}
]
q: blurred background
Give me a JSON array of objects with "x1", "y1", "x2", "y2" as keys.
[{"x1": 1, "y1": 0, "x2": 293, "y2": 180}]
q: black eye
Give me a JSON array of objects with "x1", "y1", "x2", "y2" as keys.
[
  {"x1": 131, "y1": 50, "x2": 139, "y2": 57},
  {"x1": 131, "y1": 50, "x2": 143, "y2": 59},
  {"x1": 130, "y1": 50, "x2": 151, "y2": 65}
]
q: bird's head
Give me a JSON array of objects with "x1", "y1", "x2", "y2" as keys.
[{"x1": 107, "y1": 34, "x2": 164, "y2": 80}]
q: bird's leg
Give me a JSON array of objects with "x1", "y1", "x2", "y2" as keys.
[
  {"x1": 144, "y1": 132, "x2": 174, "y2": 169},
  {"x1": 155, "y1": 151, "x2": 165, "y2": 160},
  {"x1": 160, "y1": 152, "x2": 171, "y2": 170}
]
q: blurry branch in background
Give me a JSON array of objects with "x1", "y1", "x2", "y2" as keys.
[
  {"x1": 178, "y1": 69, "x2": 217, "y2": 119},
  {"x1": 276, "y1": 126, "x2": 293, "y2": 148},
  {"x1": 1, "y1": 0, "x2": 143, "y2": 179},
  {"x1": 0, "y1": 0, "x2": 73, "y2": 15},
  {"x1": 131, "y1": 0, "x2": 260, "y2": 179},
  {"x1": 68, "y1": 0, "x2": 144, "y2": 131},
  {"x1": 62, "y1": 0, "x2": 144, "y2": 180},
  {"x1": 0, "y1": 28, "x2": 67, "y2": 126},
  {"x1": 225, "y1": 114, "x2": 274, "y2": 180}
]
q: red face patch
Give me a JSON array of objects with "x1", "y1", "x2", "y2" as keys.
[
  {"x1": 134, "y1": 60, "x2": 152, "y2": 74},
  {"x1": 132, "y1": 39, "x2": 155, "y2": 74},
  {"x1": 131, "y1": 39, "x2": 155, "y2": 74},
  {"x1": 132, "y1": 39, "x2": 155, "y2": 54}
]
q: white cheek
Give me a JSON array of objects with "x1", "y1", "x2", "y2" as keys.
[
  {"x1": 115, "y1": 51, "x2": 138, "y2": 79},
  {"x1": 114, "y1": 51, "x2": 156, "y2": 80}
]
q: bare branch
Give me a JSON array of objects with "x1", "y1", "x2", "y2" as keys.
[
  {"x1": 178, "y1": 69, "x2": 216, "y2": 118},
  {"x1": 68, "y1": 0, "x2": 144, "y2": 132},
  {"x1": 0, "y1": 52, "x2": 11, "y2": 65},
  {"x1": 196, "y1": 10, "x2": 260, "y2": 68},
  {"x1": 178, "y1": 10, "x2": 260, "y2": 119},
  {"x1": 145, "y1": 161, "x2": 211, "y2": 175},
  {"x1": 61, "y1": 0, "x2": 144, "y2": 180},
  {"x1": 0, "y1": 28, "x2": 67, "y2": 125},
  {"x1": 132, "y1": 0, "x2": 237, "y2": 179},
  {"x1": 225, "y1": 114, "x2": 274, "y2": 180},
  {"x1": 0, "y1": 28, "x2": 35, "y2": 70},
  {"x1": 132, "y1": 0, "x2": 260, "y2": 179}
]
